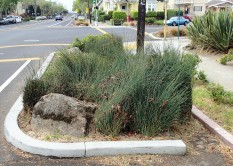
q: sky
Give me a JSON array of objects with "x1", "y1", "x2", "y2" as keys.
[{"x1": 51, "y1": 0, "x2": 74, "y2": 12}]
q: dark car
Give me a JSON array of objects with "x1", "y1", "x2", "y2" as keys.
[
  {"x1": 166, "y1": 16, "x2": 189, "y2": 26},
  {"x1": 55, "y1": 15, "x2": 63, "y2": 21}
]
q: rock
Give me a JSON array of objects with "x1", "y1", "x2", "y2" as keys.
[
  {"x1": 66, "y1": 47, "x2": 81, "y2": 54},
  {"x1": 31, "y1": 93, "x2": 97, "y2": 137},
  {"x1": 196, "y1": 141, "x2": 204, "y2": 145},
  {"x1": 197, "y1": 145, "x2": 205, "y2": 150}
]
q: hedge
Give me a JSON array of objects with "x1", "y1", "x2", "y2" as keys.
[
  {"x1": 146, "y1": 11, "x2": 156, "y2": 17},
  {"x1": 131, "y1": 11, "x2": 138, "y2": 19},
  {"x1": 113, "y1": 11, "x2": 127, "y2": 20}
]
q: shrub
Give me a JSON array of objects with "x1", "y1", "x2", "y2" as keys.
[
  {"x1": 145, "y1": 17, "x2": 156, "y2": 24},
  {"x1": 99, "y1": 15, "x2": 105, "y2": 22},
  {"x1": 79, "y1": 34, "x2": 124, "y2": 57},
  {"x1": 131, "y1": 11, "x2": 138, "y2": 20},
  {"x1": 103, "y1": 14, "x2": 110, "y2": 21},
  {"x1": 197, "y1": 70, "x2": 208, "y2": 82},
  {"x1": 167, "y1": 9, "x2": 176, "y2": 19},
  {"x1": 187, "y1": 11, "x2": 233, "y2": 53},
  {"x1": 113, "y1": 11, "x2": 127, "y2": 20},
  {"x1": 24, "y1": 35, "x2": 196, "y2": 137},
  {"x1": 156, "y1": 11, "x2": 164, "y2": 19},
  {"x1": 24, "y1": 16, "x2": 31, "y2": 21},
  {"x1": 146, "y1": 11, "x2": 156, "y2": 17},
  {"x1": 108, "y1": 11, "x2": 113, "y2": 19},
  {"x1": 111, "y1": 18, "x2": 124, "y2": 25},
  {"x1": 155, "y1": 27, "x2": 188, "y2": 37},
  {"x1": 207, "y1": 83, "x2": 233, "y2": 104},
  {"x1": 98, "y1": 11, "x2": 105, "y2": 16},
  {"x1": 96, "y1": 47, "x2": 196, "y2": 136},
  {"x1": 155, "y1": 20, "x2": 164, "y2": 25},
  {"x1": 23, "y1": 79, "x2": 48, "y2": 110},
  {"x1": 220, "y1": 49, "x2": 233, "y2": 65}
]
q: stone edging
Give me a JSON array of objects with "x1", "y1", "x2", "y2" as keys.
[
  {"x1": 3, "y1": 52, "x2": 186, "y2": 157},
  {"x1": 192, "y1": 106, "x2": 233, "y2": 150}
]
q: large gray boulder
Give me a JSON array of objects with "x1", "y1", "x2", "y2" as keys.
[{"x1": 31, "y1": 93, "x2": 97, "y2": 137}]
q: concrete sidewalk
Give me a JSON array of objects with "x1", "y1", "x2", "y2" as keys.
[{"x1": 198, "y1": 54, "x2": 233, "y2": 92}]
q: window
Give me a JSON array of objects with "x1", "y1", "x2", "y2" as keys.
[
  {"x1": 121, "y1": 5, "x2": 126, "y2": 10},
  {"x1": 146, "y1": 2, "x2": 156, "y2": 12},
  {"x1": 194, "y1": 6, "x2": 202, "y2": 11}
]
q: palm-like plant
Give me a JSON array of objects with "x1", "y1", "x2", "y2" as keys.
[{"x1": 187, "y1": 11, "x2": 233, "y2": 53}]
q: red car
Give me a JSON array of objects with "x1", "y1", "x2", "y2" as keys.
[{"x1": 183, "y1": 15, "x2": 192, "y2": 22}]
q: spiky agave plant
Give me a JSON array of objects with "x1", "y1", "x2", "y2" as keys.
[{"x1": 187, "y1": 11, "x2": 233, "y2": 53}]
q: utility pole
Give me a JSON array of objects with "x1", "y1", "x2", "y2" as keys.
[
  {"x1": 177, "y1": 0, "x2": 180, "y2": 40},
  {"x1": 136, "y1": 0, "x2": 146, "y2": 53},
  {"x1": 163, "y1": 0, "x2": 168, "y2": 40},
  {"x1": 33, "y1": 0, "x2": 37, "y2": 18}
]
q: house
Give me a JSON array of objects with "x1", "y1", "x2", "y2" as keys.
[
  {"x1": 167, "y1": 0, "x2": 208, "y2": 16},
  {"x1": 101, "y1": 0, "x2": 164, "y2": 14},
  {"x1": 101, "y1": 0, "x2": 209, "y2": 17},
  {"x1": 207, "y1": 0, "x2": 233, "y2": 12}
]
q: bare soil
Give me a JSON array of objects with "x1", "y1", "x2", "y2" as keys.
[{"x1": 17, "y1": 110, "x2": 233, "y2": 165}]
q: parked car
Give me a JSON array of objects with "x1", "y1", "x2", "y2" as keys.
[
  {"x1": 6, "y1": 15, "x2": 16, "y2": 24},
  {"x1": 0, "y1": 18, "x2": 8, "y2": 25},
  {"x1": 183, "y1": 15, "x2": 192, "y2": 22},
  {"x1": 55, "y1": 15, "x2": 63, "y2": 21},
  {"x1": 14, "y1": 16, "x2": 22, "y2": 23},
  {"x1": 166, "y1": 16, "x2": 189, "y2": 26}
]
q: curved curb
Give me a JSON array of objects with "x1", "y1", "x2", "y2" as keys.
[
  {"x1": 4, "y1": 52, "x2": 187, "y2": 157},
  {"x1": 192, "y1": 106, "x2": 233, "y2": 150}
]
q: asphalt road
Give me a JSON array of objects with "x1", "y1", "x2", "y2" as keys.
[{"x1": 0, "y1": 17, "x2": 162, "y2": 165}]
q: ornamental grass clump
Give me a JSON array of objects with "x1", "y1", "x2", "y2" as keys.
[
  {"x1": 23, "y1": 34, "x2": 197, "y2": 136},
  {"x1": 187, "y1": 11, "x2": 233, "y2": 52},
  {"x1": 95, "y1": 46, "x2": 196, "y2": 136}
]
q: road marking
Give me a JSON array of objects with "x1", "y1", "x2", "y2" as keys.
[
  {"x1": 0, "y1": 44, "x2": 69, "y2": 49},
  {"x1": 128, "y1": 27, "x2": 158, "y2": 40},
  {"x1": 65, "y1": 19, "x2": 74, "y2": 27},
  {"x1": 0, "y1": 60, "x2": 31, "y2": 93},
  {"x1": 24, "y1": 40, "x2": 40, "y2": 42},
  {"x1": 0, "y1": 57, "x2": 40, "y2": 63},
  {"x1": 49, "y1": 18, "x2": 72, "y2": 27},
  {"x1": 92, "y1": 27, "x2": 108, "y2": 34}
]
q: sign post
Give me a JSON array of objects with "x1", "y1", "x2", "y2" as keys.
[{"x1": 176, "y1": 0, "x2": 180, "y2": 40}]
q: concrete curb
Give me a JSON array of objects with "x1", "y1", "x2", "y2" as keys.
[
  {"x1": 4, "y1": 52, "x2": 187, "y2": 157},
  {"x1": 192, "y1": 106, "x2": 233, "y2": 150}
]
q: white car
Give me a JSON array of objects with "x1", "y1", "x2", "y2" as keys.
[{"x1": 14, "y1": 16, "x2": 22, "y2": 23}]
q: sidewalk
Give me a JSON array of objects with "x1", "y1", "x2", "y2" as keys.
[{"x1": 198, "y1": 54, "x2": 233, "y2": 92}]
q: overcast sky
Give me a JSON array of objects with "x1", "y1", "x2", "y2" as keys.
[{"x1": 51, "y1": 0, "x2": 74, "y2": 12}]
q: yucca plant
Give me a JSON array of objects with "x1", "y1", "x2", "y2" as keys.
[{"x1": 187, "y1": 11, "x2": 233, "y2": 52}]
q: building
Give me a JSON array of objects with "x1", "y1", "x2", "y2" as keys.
[
  {"x1": 207, "y1": 0, "x2": 233, "y2": 12},
  {"x1": 167, "y1": 0, "x2": 208, "y2": 16}
]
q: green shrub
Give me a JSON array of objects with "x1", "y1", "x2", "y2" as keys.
[
  {"x1": 197, "y1": 70, "x2": 208, "y2": 82},
  {"x1": 167, "y1": 9, "x2": 176, "y2": 19},
  {"x1": 72, "y1": 38, "x2": 84, "y2": 51},
  {"x1": 155, "y1": 20, "x2": 164, "y2": 25},
  {"x1": 220, "y1": 49, "x2": 233, "y2": 65},
  {"x1": 103, "y1": 14, "x2": 110, "y2": 21},
  {"x1": 108, "y1": 11, "x2": 113, "y2": 19},
  {"x1": 96, "y1": 47, "x2": 196, "y2": 136},
  {"x1": 146, "y1": 11, "x2": 156, "y2": 17},
  {"x1": 98, "y1": 11, "x2": 105, "y2": 16},
  {"x1": 113, "y1": 11, "x2": 127, "y2": 20},
  {"x1": 131, "y1": 11, "x2": 138, "y2": 19},
  {"x1": 23, "y1": 79, "x2": 48, "y2": 110},
  {"x1": 24, "y1": 16, "x2": 31, "y2": 21},
  {"x1": 187, "y1": 11, "x2": 233, "y2": 53},
  {"x1": 80, "y1": 34, "x2": 124, "y2": 57},
  {"x1": 24, "y1": 35, "x2": 197, "y2": 137},
  {"x1": 145, "y1": 17, "x2": 156, "y2": 24},
  {"x1": 99, "y1": 15, "x2": 105, "y2": 22},
  {"x1": 156, "y1": 11, "x2": 164, "y2": 19}
]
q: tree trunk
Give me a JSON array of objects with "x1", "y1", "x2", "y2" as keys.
[{"x1": 136, "y1": 0, "x2": 146, "y2": 53}]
